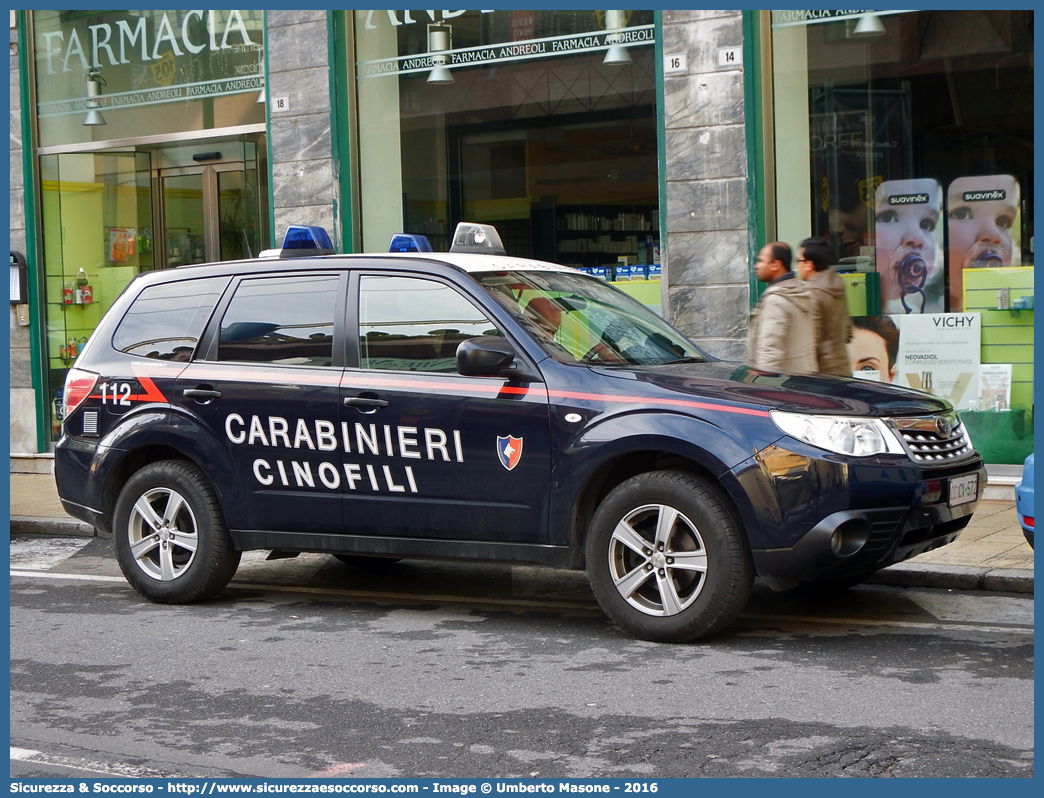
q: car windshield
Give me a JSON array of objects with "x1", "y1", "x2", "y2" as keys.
[{"x1": 473, "y1": 270, "x2": 707, "y2": 366}]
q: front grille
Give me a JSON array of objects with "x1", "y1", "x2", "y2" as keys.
[
  {"x1": 890, "y1": 412, "x2": 974, "y2": 463},
  {"x1": 922, "y1": 456, "x2": 983, "y2": 481}
]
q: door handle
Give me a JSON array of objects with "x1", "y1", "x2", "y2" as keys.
[
  {"x1": 184, "y1": 388, "x2": 223, "y2": 400},
  {"x1": 344, "y1": 396, "x2": 389, "y2": 408}
]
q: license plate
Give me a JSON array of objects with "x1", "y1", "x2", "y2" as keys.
[{"x1": 949, "y1": 474, "x2": 978, "y2": 507}]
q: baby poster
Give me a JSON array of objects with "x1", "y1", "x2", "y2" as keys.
[
  {"x1": 946, "y1": 175, "x2": 1021, "y2": 311},
  {"x1": 873, "y1": 179, "x2": 945, "y2": 315}
]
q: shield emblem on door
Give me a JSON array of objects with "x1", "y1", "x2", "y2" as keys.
[{"x1": 496, "y1": 436, "x2": 523, "y2": 471}]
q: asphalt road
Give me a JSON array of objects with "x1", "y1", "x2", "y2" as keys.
[{"x1": 9, "y1": 536, "x2": 1035, "y2": 779}]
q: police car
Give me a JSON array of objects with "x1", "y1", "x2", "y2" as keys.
[{"x1": 54, "y1": 223, "x2": 985, "y2": 642}]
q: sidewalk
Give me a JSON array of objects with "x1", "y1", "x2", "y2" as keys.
[{"x1": 8, "y1": 471, "x2": 1033, "y2": 593}]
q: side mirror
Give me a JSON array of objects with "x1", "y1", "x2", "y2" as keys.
[{"x1": 456, "y1": 336, "x2": 517, "y2": 377}]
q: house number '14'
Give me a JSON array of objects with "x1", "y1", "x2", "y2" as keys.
[{"x1": 718, "y1": 47, "x2": 742, "y2": 67}]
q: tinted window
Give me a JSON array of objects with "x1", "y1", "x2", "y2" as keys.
[
  {"x1": 113, "y1": 276, "x2": 228, "y2": 361},
  {"x1": 359, "y1": 276, "x2": 500, "y2": 373},
  {"x1": 218, "y1": 275, "x2": 340, "y2": 366}
]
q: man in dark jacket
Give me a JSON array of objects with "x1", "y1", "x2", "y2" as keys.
[{"x1": 797, "y1": 236, "x2": 852, "y2": 376}]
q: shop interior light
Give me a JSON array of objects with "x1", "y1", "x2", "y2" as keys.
[
  {"x1": 427, "y1": 24, "x2": 454, "y2": 84},
  {"x1": 852, "y1": 13, "x2": 886, "y2": 37},
  {"x1": 83, "y1": 69, "x2": 106, "y2": 126},
  {"x1": 603, "y1": 10, "x2": 632, "y2": 65}
]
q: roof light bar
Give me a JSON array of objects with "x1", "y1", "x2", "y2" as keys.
[{"x1": 449, "y1": 222, "x2": 506, "y2": 255}]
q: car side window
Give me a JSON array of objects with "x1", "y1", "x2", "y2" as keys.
[
  {"x1": 218, "y1": 275, "x2": 339, "y2": 366},
  {"x1": 113, "y1": 276, "x2": 229, "y2": 361},
  {"x1": 358, "y1": 275, "x2": 500, "y2": 373}
]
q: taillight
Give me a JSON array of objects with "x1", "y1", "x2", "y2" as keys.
[{"x1": 62, "y1": 368, "x2": 99, "y2": 419}]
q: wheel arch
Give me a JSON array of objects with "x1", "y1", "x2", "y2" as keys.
[
  {"x1": 99, "y1": 444, "x2": 215, "y2": 536},
  {"x1": 562, "y1": 439, "x2": 752, "y2": 570},
  {"x1": 97, "y1": 411, "x2": 236, "y2": 536}
]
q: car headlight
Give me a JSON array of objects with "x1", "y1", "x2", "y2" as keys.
[{"x1": 770, "y1": 411, "x2": 906, "y2": 457}]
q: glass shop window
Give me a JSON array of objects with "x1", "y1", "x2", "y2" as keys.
[{"x1": 769, "y1": 10, "x2": 1034, "y2": 465}]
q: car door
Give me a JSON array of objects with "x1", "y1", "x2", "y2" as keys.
[
  {"x1": 340, "y1": 272, "x2": 552, "y2": 543},
  {"x1": 173, "y1": 271, "x2": 347, "y2": 534}
]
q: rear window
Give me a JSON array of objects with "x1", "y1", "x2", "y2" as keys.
[
  {"x1": 113, "y1": 276, "x2": 229, "y2": 361},
  {"x1": 218, "y1": 275, "x2": 340, "y2": 366}
]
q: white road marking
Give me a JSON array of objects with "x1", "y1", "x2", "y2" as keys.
[
  {"x1": 905, "y1": 589, "x2": 1034, "y2": 625},
  {"x1": 9, "y1": 569, "x2": 599, "y2": 609},
  {"x1": 10, "y1": 745, "x2": 174, "y2": 778},
  {"x1": 11, "y1": 569, "x2": 1034, "y2": 634},
  {"x1": 740, "y1": 612, "x2": 1033, "y2": 636},
  {"x1": 11, "y1": 570, "x2": 124, "y2": 583},
  {"x1": 9, "y1": 537, "x2": 92, "y2": 570}
]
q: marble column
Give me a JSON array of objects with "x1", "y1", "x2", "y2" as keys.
[
  {"x1": 266, "y1": 11, "x2": 341, "y2": 249},
  {"x1": 661, "y1": 10, "x2": 751, "y2": 362}
]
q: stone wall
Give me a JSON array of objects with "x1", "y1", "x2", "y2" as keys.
[
  {"x1": 660, "y1": 10, "x2": 751, "y2": 361},
  {"x1": 265, "y1": 10, "x2": 341, "y2": 248},
  {"x1": 10, "y1": 16, "x2": 37, "y2": 455}
]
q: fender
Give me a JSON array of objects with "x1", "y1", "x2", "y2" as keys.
[
  {"x1": 53, "y1": 408, "x2": 172, "y2": 525},
  {"x1": 549, "y1": 409, "x2": 785, "y2": 548},
  {"x1": 165, "y1": 405, "x2": 242, "y2": 516}
]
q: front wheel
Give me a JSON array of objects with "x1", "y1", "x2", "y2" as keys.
[
  {"x1": 112, "y1": 460, "x2": 240, "y2": 603},
  {"x1": 586, "y1": 471, "x2": 752, "y2": 643}
]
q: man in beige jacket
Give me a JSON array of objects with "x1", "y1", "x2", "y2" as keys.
[
  {"x1": 797, "y1": 236, "x2": 853, "y2": 376},
  {"x1": 746, "y1": 242, "x2": 817, "y2": 372}
]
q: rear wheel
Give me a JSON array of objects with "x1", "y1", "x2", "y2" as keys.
[
  {"x1": 586, "y1": 470, "x2": 752, "y2": 643},
  {"x1": 112, "y1": 460, "x2": 240, "y2": 603}
]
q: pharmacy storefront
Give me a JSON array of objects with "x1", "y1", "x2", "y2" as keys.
[
  {"x1": 14, "y1": 10, "x2": 1032, "y2": 469},
  {"x1": 21, "y1": 9, "x2": 269, "y2": 445},
  {"x1": 765, "y1": 9, "x2": 1034, "y2": 464}
]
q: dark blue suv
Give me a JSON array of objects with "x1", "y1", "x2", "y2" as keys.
[{"x1": 54, "y1": 224, "x2": 985, "y2": 642}]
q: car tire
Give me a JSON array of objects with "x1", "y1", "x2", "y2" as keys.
[
  {"x1": 332, "y1": 554, "x2": 402, "y2": 568},
  {"x1": 112, "y1": 460, "x2": 241, "y2": 603},
  {"x1": 586, "y1": 470, "x2": 753, "y2": 643}
]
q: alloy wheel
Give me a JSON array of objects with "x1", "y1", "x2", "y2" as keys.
[
  {"x1": 606, "y1": 502, "x2": 708, "y2": 616},
  {"x1": 127, "y1": 487, "x2": 200, "y2": 581}
]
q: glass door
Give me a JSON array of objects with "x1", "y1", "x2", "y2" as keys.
[
  {"x1": 157, "y1": 143, "x2": 267, "y2": 267},
  {"x1": 161, "y1": 171, "x2": 207, "y2": 266},
  {"x1": 217, "y1": 164, "x2": 264, "y2": 260}
]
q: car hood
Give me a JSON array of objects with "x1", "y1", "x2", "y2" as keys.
[{"x1": 590, "y1": 359, "x2": 952, "y2": 417}]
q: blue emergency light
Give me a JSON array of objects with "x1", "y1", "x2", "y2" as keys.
[
  {"x1": 260, "y1": 225, "x2": 335, "y2": 258},
  {"x1": 389, "y1": 233, "x2": 433, "y2": 253},
  {"x1": 282, "y1": 225, "x2": 334, "y2": 251}
]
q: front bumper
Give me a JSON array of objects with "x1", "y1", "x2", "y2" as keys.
[
  {"x1": 734, "y1": 443, "x2": 986, "y2": 582},
  {"x1": 751, "y1": 498, "x2": 977, "y2": 582}
]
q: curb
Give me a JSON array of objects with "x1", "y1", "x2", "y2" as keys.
[
  {"x1": 10, "y1": 516, "x2": 98, "y2": 538},
  {"x1": 10, "y1": 515, "x2": 1033, "y2": 595},
  {"x1": 866, "y1": 562, "x2": 1033, "y2": 594}
]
